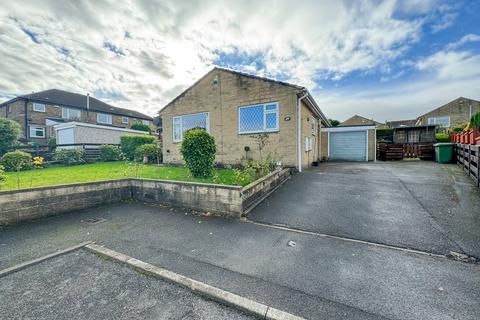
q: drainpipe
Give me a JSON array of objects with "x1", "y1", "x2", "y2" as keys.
[
  {"x1": 297, "y1": 91, "x2": 308, "y2": 172},
  {"x1": 86, "y1": 93, "x2": 90, "y2": 122},
  {"x1": 24, "y1": 98, "x2": 29, "y2": 139}
]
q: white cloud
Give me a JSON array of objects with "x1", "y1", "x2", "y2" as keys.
[
  {"x1": 0, "y1": 0, "x2": 427, "y2": 117},
  {"x1": 446, "y1": 34, "x2": 480, "y2": 50}
]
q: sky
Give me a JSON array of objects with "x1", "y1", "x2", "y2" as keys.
[{"x1": 0, "y1": 0, "x2": 479, "y2": 123}]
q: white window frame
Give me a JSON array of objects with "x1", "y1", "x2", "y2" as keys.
[
  {"x1": 62, "y1": 107, "x2": 81, "y2": 120},
  {"x1": 172, "y1": 112, "x2": 210, "y2": 143},
  {"x1": 122, "y1": 116, "x2": 129, "y2": 124},
  {"x1": 427, "y1": 116, "x2": 450, "y2": 127},
  {"x1": 238, "y1": 102, "x2": 279, "y2": 134},
  {"x1": 29, "y1": 126, "x2": 45, "y2": 138},
  {"x1": 97, "y1": 113, "x2": 112, "y2": 125},
  {"x1": 142, "y1": 120, "x2": 149, "y2": 125},
  {"x1": 33, "y1": 103, "x2": 45, "y2": 112}
]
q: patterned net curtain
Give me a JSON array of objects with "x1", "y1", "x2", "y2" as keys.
[{"x1": 239, "y1": 103, "x2": 278, "y2": 133}]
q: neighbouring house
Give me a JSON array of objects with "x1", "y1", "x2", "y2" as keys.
[
  {"x1": 392, "y1": 125, "x2": 436, "y2": 144},
  {"x1": 55, "y1": 122, "x2": 148, "y2": 146},
  {"x1": 159, "y1": 67, "x2": 331, "y2": 171},
  {"x1": 385, "y1": 119, "x2": 417, "y2": 128},
  {"x1": 340, "y1": 115, "x2": 386, "y2": 128},
  {"x1": 415, "y1": 97, "x2": 480, "y2": 130},
  {"x1": 0, "y1": 89, "x2": 154, "y2": 145}
]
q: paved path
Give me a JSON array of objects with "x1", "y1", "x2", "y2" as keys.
[
  {"x1": 249, "y1": 161, "x2": 480, "y2": 258},
  {"x1": 1, "y1": 202, "x2": 479, "y2": 319}
]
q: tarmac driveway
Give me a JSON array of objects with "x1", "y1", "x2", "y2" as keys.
[{"x1": 249, "y1": 161, "x2": 480, "y2": 258}]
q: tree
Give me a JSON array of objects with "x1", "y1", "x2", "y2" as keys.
[
  {"x1": 329, "y1": 119, "x2": 340, "y2": 126},
  {"x1": 0, "y1": 118, "x2": 21, "y2": 156}
]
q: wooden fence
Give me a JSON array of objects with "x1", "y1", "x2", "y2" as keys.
[
  {"x1": 377, "y1": 143, "x2": 435, "y2": 161},
  {"x1": 5, "y1": 144, "x2": 119, "y2": 162},
  {"x1": 454, "y1": 144, "x2": 480, "y2": 187}
]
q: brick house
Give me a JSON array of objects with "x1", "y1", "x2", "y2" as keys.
[
  {"x1": 159, "y1": 67, "x2": 330, "y2": 171},
  {"x1": 416, "y1": 97, "x2": 480, "y2": 130},
  {"x1": 340, "y1": 115, "x2": 386, "y2": 128},
  {"x1": 0, "y1": 89, "x2": 153, "y2": 145}
]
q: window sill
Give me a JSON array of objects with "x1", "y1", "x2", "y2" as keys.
[{"x1": 238, "y1": 130, "x2": 279, "y2": 135}]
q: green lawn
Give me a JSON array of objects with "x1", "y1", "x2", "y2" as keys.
[{"x1": 1, "y1": 162, "x2": 242, "y2": 190}]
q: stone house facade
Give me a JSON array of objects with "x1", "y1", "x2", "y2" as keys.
[
  {"x1": 159, "y1": 67, "x2": 330, "y2": 170},
  {"x1": 0, "y1": 89, "x2": 154, "y2": 146},
  {"x1": 416, "y1": 97, "x2": 480, "y2": 130}
]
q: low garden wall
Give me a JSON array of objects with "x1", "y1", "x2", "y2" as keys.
[
  {"x1": 0, "y1": 168, "x2": 293, "y2": 224},
  {"x1": 0, "y1": 180, "x2": 132, "y2": 225}
]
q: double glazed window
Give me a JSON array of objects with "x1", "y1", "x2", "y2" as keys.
[
  {"x1": 173, "y1": 112, "x2": 209, "y2": 142},
  {"x1": 62, "y1": 107, "x2": 81, "y2": 120},
  {"x1": 29, "y1": 126, "x2": 45, "y2": 138},
  {"x1": 238, "y1": 102, "x2": 279, "y2": 134},
  {"x1": 33, "y1": 103, "x2": 45, "y2": 112},
  {"x1": 142, "y1": 120, "x2": 150, "y2": 126},
  {"x1": 97, "y1": 113, "x2": 112, "y2": 124},
  {"x1": 122, "y1": 117, "x2": 129, "y2": 124},
  {"x1": 427, "y1": 116, "x2": 450, "y2": 127}
]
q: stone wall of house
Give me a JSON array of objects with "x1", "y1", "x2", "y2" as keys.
[
  {"x1": 160, "y1": 69, "x2": 311, "y2": 168},
  {"x1": 417, "y1": 98, "x2": 480, "y2": 129}
]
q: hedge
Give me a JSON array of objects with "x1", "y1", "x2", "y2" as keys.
[{"x1": 120, "y1": 134, "x2": 156, "y2": 160}]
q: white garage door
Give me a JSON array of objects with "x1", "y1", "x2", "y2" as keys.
[{"x1": 329, "y1": 131, "x2": 367, "y2": 161}]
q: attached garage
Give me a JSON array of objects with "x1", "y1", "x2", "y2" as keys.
[{"x1": 321, "y1": 125, "x2": 376, "y2": 162}]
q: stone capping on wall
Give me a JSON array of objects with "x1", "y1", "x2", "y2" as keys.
[
  {"x1": 0, "y1": 169, "x2": 293, "y2": 225},
  {"x1": 240, "y1": 167, "x2": 293, "y2": 215}
]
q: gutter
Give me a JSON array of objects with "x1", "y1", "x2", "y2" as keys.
[{"x1": 297, "y1": 91, "x2": 308, "y2": 172}]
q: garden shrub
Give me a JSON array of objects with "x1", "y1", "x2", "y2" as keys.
[
  {"x1": 0, "y1": 117, "x2": 21, "y2": 156},
  {"x1": 0, "y1": 150, "x2": 32, "y2": 171},
  {"x1": 471, "y1": 112, "x2": 480, "y2": 128},
  {"x1": 130, "y1": 123, "x2": 151, "y2": 132},
  {"x1": 120, "y1": 134, "x2": 156, "y2": 160},
  {"x1": 53, "y1": 148, "x2": 85, "y2": 165},
  {"x1": 180, "y1": 129, "x2": 216, "y2": 178},
  {"x1": 435, "y1": 133, "x2": 450, "y2": 142},
  {"x1": 47, "y1": 137, "x2": 57, "y2": 151},
  {"x1": 233, "y1": 158, "x2": 276, "y2": 186},
  {"x1": 452, "y1": 127, "x2": 463, "y2": 132},
  {"x1": 99, "y1": 145, "x2": 123, "y2": 162},
  {"x1": 376, "y1": 128, "x2": 394, "y2": 143},
  {"x1": 0, "y1": 164, "x2": 7, "y2": 185},
  {"x1": 134, "y1": 143, "x2": 162, "y2": 163}
]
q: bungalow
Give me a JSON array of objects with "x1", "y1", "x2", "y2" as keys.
[
  {"x1": 159, "y1": 67, "x2": 377, "y2": 169},
  {"x1": 159, "y1": 67, "x2": 331, "y2": 171}
]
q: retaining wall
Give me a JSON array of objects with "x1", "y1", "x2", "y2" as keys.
[{"x1": 0, "y1": 168, "x2": 293, "y2": 224}]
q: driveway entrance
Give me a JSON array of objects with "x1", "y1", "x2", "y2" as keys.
[{"x1": 248, "y1": 161, "x2": 480, "y2": 258}]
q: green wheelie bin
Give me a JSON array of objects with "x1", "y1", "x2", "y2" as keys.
[{"x1": 433, "y1": 142, "x2": 454, "y2": 163}]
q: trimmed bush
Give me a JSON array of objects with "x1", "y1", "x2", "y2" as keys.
[
  {"x1": 435, "y1": 133, "x2": 450, "y2": 142},
  {"x1": 99, "y1": 145, "x2": 123, "y2": 162},
  {"x1": 120, "y1": 134, "x2": 156, "y2": 160},
  {"x1": 134, "y1": 143, "x2": 162, "y2": 163},
  {"x1": 0, "y1": 150, "x2": 32, "y2": 171},
  {"x1": 53, "y1": 148, "x2": 85, "y2": 165},
  {"x1": 452, "y1": 127, "x2": 463, "y2": 132},
  {"x1": 376, "y1": 128, "x2": 394, "y2": 143},
  {"x1": 180, "y1": 129, "x2": 216, "y2": 178},
  {"x1": 0, "y1": 117, "x2": 21, "y2": 156},
  {"x1": 130, "y1": 123, "x2": 151, "y2": 132},
  {"x1": 47, "y1": 137, "x2": 56, "y2": 151}
]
